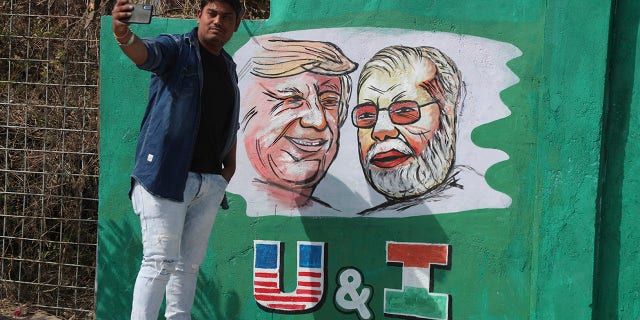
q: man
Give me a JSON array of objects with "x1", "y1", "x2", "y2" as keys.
[
  {"x1": 237, "y1": 37, "x2": 357, "y2": 210},
  {"x1": 352, "y1": 45, "x2": 463, "y2": 214},
  {"x1": 111, "y1": 0, "x2": 242, "y2": 318}
]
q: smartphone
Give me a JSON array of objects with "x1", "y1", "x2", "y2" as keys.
[{"x1": 121, "y1": 3, "x2": 153, "y2": 24}]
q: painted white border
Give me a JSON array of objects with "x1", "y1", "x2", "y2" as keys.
[{"x1": 229, "y1": 27, "x2": 520, "y2": 217}]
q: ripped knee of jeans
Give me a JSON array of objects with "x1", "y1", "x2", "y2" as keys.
[
  {"x1": 175, "y1": 262, "x2": 200, "y2": 275},
  {"x1": 156, "y1": 258, "x2": 178, "y2": 276},
  {"x1": 139, "y1": 255, "x2": 178, "y2": 280}
]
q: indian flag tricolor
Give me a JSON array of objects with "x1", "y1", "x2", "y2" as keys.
[{"x1": 384, "y1": 242, "x2": 451, "y2": 320}]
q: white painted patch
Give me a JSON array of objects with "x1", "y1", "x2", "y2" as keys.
[{"x1": 229, "y1": 27, "x2": 520, "y2": 217}]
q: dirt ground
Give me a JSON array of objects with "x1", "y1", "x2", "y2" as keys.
[{"x1": 0, "y1": 300, "x2": 63, "y2": 320}]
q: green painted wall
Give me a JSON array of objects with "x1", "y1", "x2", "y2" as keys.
[
  {"x1": 593, "y1": 0, "x2": 640, "y2": 319},
  {"x1": 95, "y1": 0, "x2": 639, "y2": 319}
]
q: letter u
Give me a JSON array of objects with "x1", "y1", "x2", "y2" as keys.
[{"x1": 253, "y1": 240, "x2": 326, "y2": 312}]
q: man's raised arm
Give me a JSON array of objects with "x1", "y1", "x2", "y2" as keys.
[{"x1": 111, "y1": 0, "x2": 148, "y2": 65}]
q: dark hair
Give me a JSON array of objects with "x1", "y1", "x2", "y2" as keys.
[{"x1": 200, "y1": 0, "x2": 243, "y2": 16}]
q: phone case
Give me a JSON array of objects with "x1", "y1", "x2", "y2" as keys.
[{"x1": 121, "y1": 4, "x2": 153, "y2": 24}]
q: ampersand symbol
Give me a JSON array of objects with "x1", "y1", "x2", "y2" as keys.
[{"x1": 335, "y1": 268, "x2": 373, "y2": 320}]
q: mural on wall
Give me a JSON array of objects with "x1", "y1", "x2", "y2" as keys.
[
  {"x1": 354, "y1": 45, "x2": 462, "y2": 215},
  {"x1": 230, "y1": 29, "x2": 521, "y2": 317},
  {"x1": 252, "y1": 240, "x2": 451, "y2": 319},
  {"x1": 384, "y1": 242, "x2": 451, "y2": 320},
  {"x1": 97, "y1": 0, "x2": 612, "y2": 316},
  {"x1": 228, "y1": 28, "x2": 520, "y2": 217},
  {"x1": 235, "y1": 37, "x2": 358, "y2": 212},
  {"x1": 253, "y1": 240, "x2": 327, "y2": 312}
]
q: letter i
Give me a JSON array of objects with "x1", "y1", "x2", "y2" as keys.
[{"x1": 384, "y1": 241, "x2": 451, "y2": 320}]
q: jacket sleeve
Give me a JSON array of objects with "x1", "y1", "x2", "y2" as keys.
[{"x1": 136, "y1": 34, "x2": 180, "y2": 76}]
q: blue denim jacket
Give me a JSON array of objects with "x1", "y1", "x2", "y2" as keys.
[{"x1": 131, "y1": 28, "x2": 240, "y2": 202}]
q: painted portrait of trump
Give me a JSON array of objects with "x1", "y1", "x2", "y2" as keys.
[{"x1": 238, "y1": 37, "x2": 357, "y2": 209}]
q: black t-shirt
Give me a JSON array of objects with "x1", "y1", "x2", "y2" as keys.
[{"x1": 189, "y1": 45, "x2": 234, "y2": 174}]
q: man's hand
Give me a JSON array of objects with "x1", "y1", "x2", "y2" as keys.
[
  {"x1": 221, "y1": 139, "x2": 237, "y2": 184},
  {"x1": 110, "y1": 0, "x2": 148, "y2": 65},
  {"x1": 112, "y1": 0, "x2": 134, "y2": 37},
  {"x1": 221, "y1": 167, "x2": 234, "y2": 184}
]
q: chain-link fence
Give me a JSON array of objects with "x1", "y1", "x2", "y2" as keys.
[
  {"x1": 1, "y1": 0, "x2": 100, "y2": 318},
  {"x1": 0, "y1": 0, "x2": 269, "y2": 318}
]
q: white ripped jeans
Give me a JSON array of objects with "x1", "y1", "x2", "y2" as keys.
[{"x1": 130, "y1": 172, "x2": 227, "y2": 320}]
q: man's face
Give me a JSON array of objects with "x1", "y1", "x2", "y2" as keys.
[
  {"x1": 243, "y1": 73, "x2": 343, "y2": 192},
  {"x1": 355, "y1": 62, "x2": 453, "y2": 198},
  {"x1": 196, "y1": 1, "x2": 240, "y2": 53}
]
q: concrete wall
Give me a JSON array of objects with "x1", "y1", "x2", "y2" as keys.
[
  {"x1": 97, "y1": 0, "x2": 638, "y2": 319},
  {"x1": 593, "y1": 0, "x2": 640, "y2": 319}
]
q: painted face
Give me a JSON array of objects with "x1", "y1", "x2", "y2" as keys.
[
  {"x1": 355, "y1": 61, "x2": 453, "y2": 198},
  {"x1": 196, "y1": 1, "x2": 240, "y2": 53},
  {"x1": 242, "y1": 73, "x2": 343, "y2": 192},
  {"x1": 356, "y1": 67, "x2": 441, "y2": 170}
]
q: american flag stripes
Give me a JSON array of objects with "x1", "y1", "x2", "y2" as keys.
[{"x1": 253, "y1": 240, "x2": 326, "y2": 312}]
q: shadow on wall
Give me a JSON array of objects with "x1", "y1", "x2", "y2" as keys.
[
  {"x1": 593, "y1": 1, "x2": 639, "y2": 319},
  {"x1": 97, "y1": 217, "x2": 243, "y2": 319},
  {"x1": 192, "y1": 272, "x2": 241, "y2": 319},
  {"x1": 299, "y1": 175, "x2": 450, "y2": 320},
  {"x1": 96, "y1": 219, "x2": 141, "y2": 317}
]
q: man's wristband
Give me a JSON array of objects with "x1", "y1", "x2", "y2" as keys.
[
  {"x1": 116, "y1": 32, "x2": 136, "y2": 47},
  {"x1": 113, "y1": 28, "x2": 130, "y2": 41}
]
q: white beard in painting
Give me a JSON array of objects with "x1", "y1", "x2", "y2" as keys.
[{"x1": 363, "y1": 112, "x2": 455, "y2": 199}]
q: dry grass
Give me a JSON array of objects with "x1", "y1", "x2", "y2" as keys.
[{"x1": 0, "y1": 0, "x2": 269, "y2": 318}]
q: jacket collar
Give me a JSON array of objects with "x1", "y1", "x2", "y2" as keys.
[{"x1": 186, "y1": 27, "x2": 235, "y2": 66}]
